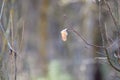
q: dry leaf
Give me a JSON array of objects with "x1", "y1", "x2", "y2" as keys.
[{"x1": 60, "y1": 28, "x2": 68, "y2": 41}]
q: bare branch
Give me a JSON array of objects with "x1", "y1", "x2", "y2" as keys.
[
  {"x1": 67, "y1": 27, "x2": 120, "y2": 72},
  {"x1": 104, "y1": 0, "x2": 119, "y2": 30},
  {"x1": 68, "y1": 27, "x2": 106, "y2": 48},
  {"x1": 0, "y1": 23, "x2": 17, "y2": 54}
]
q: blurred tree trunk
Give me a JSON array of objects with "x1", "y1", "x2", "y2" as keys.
[{"x1": 39, "y1": 0, "x2": 50, "y2": 76}]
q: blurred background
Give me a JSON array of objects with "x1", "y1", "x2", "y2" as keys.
[{"x1": 0, "y1": 0, "x2": 120, "y2": 80}]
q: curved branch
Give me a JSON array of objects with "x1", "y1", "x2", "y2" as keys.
[
  {"x1": 68, "y1": 27, "x2": 120, "y2": 72},
  {"x1": 105, "y1": 48, "x2": 120, "y2": 72}
]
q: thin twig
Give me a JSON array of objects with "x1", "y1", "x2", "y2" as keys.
[
  {"x1": 68, "y1": 27, "x2": 105, "y2": 48},
  {"x1": 104, "y1": 0, "x2": 119, "y2": 30},
  {"x1": 0, "y1": 0, "x2": 5, "y2": 20},
  {"x1": 10, "y1": 6, "x2": 17, "y2": 80},
  {"x1": 94, "y1": 57, "x2": 107, "y2": 60},
  {"x1": 0, "y1": 23, "x2": 15, "y2": 52},
  {"x1": 103, "y1": 0, "x2": 120, "y2": 72},
  {"x1": 98, "y1": 1, "x2": 106, "y2": 46},
  {"x1": 0, "y1": 0, "x2": 15, "y2": 53},
  {"x1": 104, "y1": 22, "x2": 120, "y2": 72},
  {"x1": 105, "y1": 23, "x2": 114, "y2": 43},
  {"x1": 0, "y1": 0, "x2": 18, "y2": 80},
  {"x1": 19, "y1": 19, "x2": 24, "y2": 53}
]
